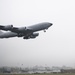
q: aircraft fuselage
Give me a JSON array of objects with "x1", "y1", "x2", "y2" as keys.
[{"x1": 0, "y1": 22, "x2": 53, "y2": 39}]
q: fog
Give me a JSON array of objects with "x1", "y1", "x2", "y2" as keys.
[{"x1": 0, "y1": 0, "x2": 75, "y2": 68}]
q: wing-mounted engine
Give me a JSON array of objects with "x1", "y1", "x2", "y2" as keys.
[
  {"x1": 23, "y1": 33, "x2": 39, "y2": 39},
  {"x1": 30, "y1": 33, "x2": 39, "y2": 38},
  {"x1": 0, "y1": 25, "x2": 13, "y2": 31}
]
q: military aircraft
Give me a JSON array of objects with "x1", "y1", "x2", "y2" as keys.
[{"x1": 0, "y1": 22, "x2": 53, "y2": 39}]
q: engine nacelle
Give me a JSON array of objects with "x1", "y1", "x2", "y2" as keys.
[
  {"x1": 30, "y1": 33, "x2": 39, "y2": 38},
  {"x1": 23, "y1": 33, "x2": 39, "y2": 39},
  {"x1": 4, "y1": 25, "x2": 13, "y2": 30}
]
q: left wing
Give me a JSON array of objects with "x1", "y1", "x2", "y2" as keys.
[{"x1": 0, "y1": 25, "x2": 13, "y2": 31}]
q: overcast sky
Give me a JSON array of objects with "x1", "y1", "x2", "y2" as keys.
[{"x1": 0, "y1": 0, "x2": 75, "y2": 68}]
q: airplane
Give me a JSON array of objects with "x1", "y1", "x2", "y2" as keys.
[{"x1": 0, "y1": 22, "x2": 53, "y2": 39}]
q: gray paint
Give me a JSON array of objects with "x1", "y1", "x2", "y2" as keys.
[{"x1": 0, "y1": 22, "x2": 52, "y2": 38}]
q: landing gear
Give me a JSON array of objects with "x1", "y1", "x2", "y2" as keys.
[
  {"x1": 23, "y1": 36, "x2": 29, "y2": 39},
  {"x1": 44, "y1": 30, "x2": 46, "y2": 32}
]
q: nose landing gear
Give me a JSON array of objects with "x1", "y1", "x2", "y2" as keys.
[{"x1": 44, "y1": 29, "x2": 46, "y2": 32}]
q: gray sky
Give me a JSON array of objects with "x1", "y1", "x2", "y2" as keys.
[{"x1": 0, "y1": 0, "x2": 75, "y2": 67}]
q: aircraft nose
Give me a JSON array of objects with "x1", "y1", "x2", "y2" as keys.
[
  {"x1": 48, "y1": 23, "x2": 53, "y2": 27},
  {"x1": 50, "y1": 23, "x2": 53, "y2": 26}
]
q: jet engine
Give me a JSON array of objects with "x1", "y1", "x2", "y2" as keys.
[
  {"x1": 4, "y1": 25, "x2": 13, "y2": 30},
  {"x1": 30, "y1": 33, "x2": 39, "y2": 38},
  {"x1": 23, "y1": 33, "x2": 39, "y2": 39}
]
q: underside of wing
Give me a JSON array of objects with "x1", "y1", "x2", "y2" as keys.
[{"x1": 11, "y1": 27, "x2": 19, "y2": 33}]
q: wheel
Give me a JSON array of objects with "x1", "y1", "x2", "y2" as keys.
[
  {"x1": 23, "y1": 36, "x2": 29, "y2": 39},
  {"x1": 44, "y1": 30, "x2": 46, "y2": 32}
]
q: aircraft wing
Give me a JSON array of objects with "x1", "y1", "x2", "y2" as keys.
[
  {"x1": 0, "y1": 25, "x2": 33, "y2": 33},
  {"x1": 11, "y1": 27, "x2": 33, "y2": 33},
  {"x1": 0, "y1": 25, "x2": 6, "y2": 30},
  {"x1": 0, "y1": 25, "x2": 4, "y2": 29},
  {"x1": 11, "y1": 27, "x2": 19, "y2": 32},
  {"x1": 0, "y1": 25, "x2": 13, "y2": 31}
]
